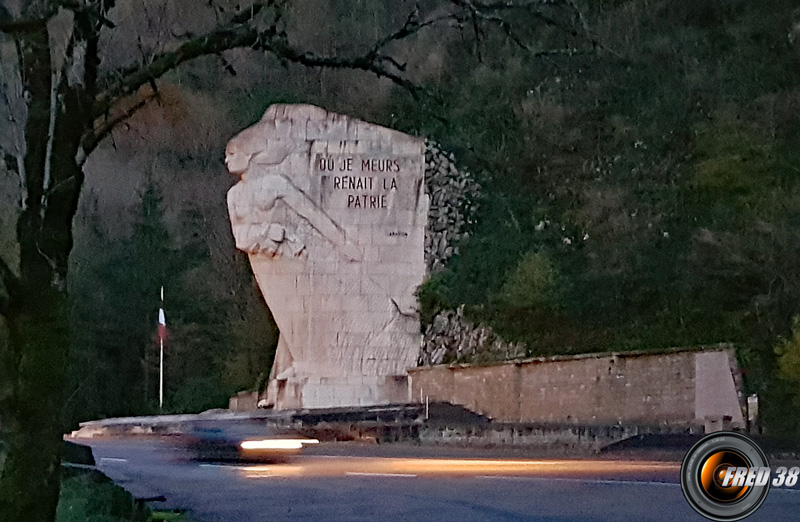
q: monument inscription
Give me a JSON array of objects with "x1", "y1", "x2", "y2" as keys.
[
  {"x1": 226, "y1": 104, "x2": 428, "y2": 409},
  {"x1": 317, "y1": 153, "x2": 403, "y2": 209}
]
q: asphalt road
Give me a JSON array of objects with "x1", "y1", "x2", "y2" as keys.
[{"x1": 77, "y1": 438, "x2": 800, "y2": 522}]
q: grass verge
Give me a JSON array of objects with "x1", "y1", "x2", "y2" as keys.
[{"x1": 57, "y1": 467, "x2": 188, "y2": 522}]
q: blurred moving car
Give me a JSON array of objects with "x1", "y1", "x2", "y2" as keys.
[{"x1": 181, "y1": 420, "x2": 318, "y2": 463}]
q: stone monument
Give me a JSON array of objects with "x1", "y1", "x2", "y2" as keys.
[{"x1": 226, "y1": 104, "x2": 428, "y2": 409}]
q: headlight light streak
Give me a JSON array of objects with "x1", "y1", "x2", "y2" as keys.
[{"x1": 239, "y1": 438, "x2": 319, "y2": 450}]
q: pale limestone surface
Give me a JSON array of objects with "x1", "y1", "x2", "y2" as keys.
[
  {"x1": 226, "y1": 104, "x2": 427, "y2": 409},
  {"x1": 694, "y1": 350, "x2": 745, "y2": 428}
]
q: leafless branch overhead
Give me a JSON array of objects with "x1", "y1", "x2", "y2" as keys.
[{"x1": 86, "y1": 0, "x2": 595, "y2": 153}]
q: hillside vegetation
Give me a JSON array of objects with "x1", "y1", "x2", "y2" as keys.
[{"x1": 408, "y1": 0, "x2": 800, "y2": 436}]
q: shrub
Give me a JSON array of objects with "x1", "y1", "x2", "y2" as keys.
[{"x1": 496, "y1": 251, "x2": 562, "y2": 310}]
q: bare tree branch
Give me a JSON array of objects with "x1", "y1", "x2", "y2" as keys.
[
  {"x1": 41, "y1": 68, "x2": 61, "y2": 211},
  {"x1": 92, "y1": 4, "x2": 275, "y2": 119},
  {"x1": 84, "y1": 0, "x2": 597, "y2": 153},
  {"x1": 368, "y1": 5, "x2": 425, "y2": 56},
  {"x1": 254, "y1": 34, "x2": 429, "y2": 98},
  {"x1": 0, "y1": 17, "x2": 47, "y2": 35},
  {"x1": 0, "y1": 0, "x2": 114, "y2": 35},
  {"x1": 87, "y1": 2, "x2": 428, "y2": 148},
  {"x1": 0, "y1": 40, "x2": 27, "y2": 201},
  {"x1": 79, "y1": 85, "x2": 158, "y2": 163},
  {"x1": 229, "y1": 1, "x2": 268, "y2": 25},
  {"x1": 462, "y1": 0, "x2": 610, "y2": 56},
  {"x1": 444, "y1": 0, "x2": 601, "y2": 59}
]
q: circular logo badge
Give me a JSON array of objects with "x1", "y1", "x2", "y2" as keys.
[{"x1": 681, "y1": 432, "x2": 770, "y2": 521}]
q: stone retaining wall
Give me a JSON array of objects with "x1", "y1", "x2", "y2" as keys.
[{"x1": 409, "y1": 345, "x2": 746, "y2": 429}]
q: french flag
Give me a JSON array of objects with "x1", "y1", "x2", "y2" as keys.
[
  {"x1": 158, "y1": 286, "x2": 167, "y2": 341},
  {"x1": 158, "y1": 307, "x2": 167, "y2": 341}
]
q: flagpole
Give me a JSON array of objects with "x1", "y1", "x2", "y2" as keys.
[
  {"x1": 159, "y1": 336, "x2": 164, "y2": 411},
  {"x1": 159, "y1": 285, "x2": 165, "y2": 412}
]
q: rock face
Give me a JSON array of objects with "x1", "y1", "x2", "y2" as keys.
[
  {"x1": 423, "y1": 141, "x2": 480, "y2": 274},
  {"x1": 419, "y1": 306, "x2": 526, "y2": 366},
  {"x1": 226, "y1": 104, "x2": 427, "y2": 409}
]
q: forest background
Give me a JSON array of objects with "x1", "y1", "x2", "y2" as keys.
[{"x1": 3, "y1": 0, "x2": 800, "y2": 439}]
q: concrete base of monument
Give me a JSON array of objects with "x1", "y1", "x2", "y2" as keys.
[
  {"x1": 260, "y1": 375, "x2": 409, "y2": 410},
  {"x1": 69, "y1": 403, "x2": 710, "y2": 455}
]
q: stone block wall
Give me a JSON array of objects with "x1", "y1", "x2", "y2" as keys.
[
  {"x1": 409, "y1": 345, "x2": 745, "y2": 428},
  {"x1": 516, "y1": 352, "x2": 696, "y2": 425},
  {"x1": 451, "y1": 365, "x2": 520, "y2": 423}
]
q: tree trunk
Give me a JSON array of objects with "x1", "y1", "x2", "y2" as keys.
[
  {"x1": 0, "y1": 293, "x2": 69, "y2": 522},
  {"x1": 0, "y1": 17, "x2": 85, "y2": 521}
]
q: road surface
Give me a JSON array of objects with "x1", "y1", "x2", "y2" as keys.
[{"x1": 77, "y1": 438, "x2": 800, "y2": 521}]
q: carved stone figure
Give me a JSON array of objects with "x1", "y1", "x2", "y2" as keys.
[{"x1": 226, "y1": 104, "x2": 428, "y2": 408}]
